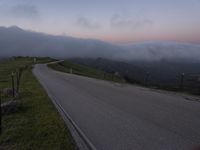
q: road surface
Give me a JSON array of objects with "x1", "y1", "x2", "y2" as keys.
[{"x1": 33, "y1": 64, "x2": 200, "y2": 150}]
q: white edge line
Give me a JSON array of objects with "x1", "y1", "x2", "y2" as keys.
[{"x1": 33, "y1": 66, "x2": 97, "y2": 150}]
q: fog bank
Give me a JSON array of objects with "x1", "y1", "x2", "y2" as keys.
[{"x1": 0, "y1": 26, "x2": 200, "y2": 62}]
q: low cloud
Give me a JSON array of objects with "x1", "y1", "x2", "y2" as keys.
[
  {"x1": 11, "y1": 4, "x2": 39, "y2": 19},
  {"x1": 1, "y1": 26, "x2": 200, "y2": 62},
  {"x1": 110, "y1": 13, "x2": 153, "y2": 29},
  {"x1": 76, "y1": 16, "x2": 101, "y2": 29}
]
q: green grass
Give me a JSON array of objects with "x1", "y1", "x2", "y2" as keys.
[
  {"x1": 0, "y1": 57, "x2": 75, "y2": 150},
  {"x1": 0, "y1": 57, "x2": 55, "y2": 89},
  {"x1": 48, "y1": 61, "x2": 125, "y2": 83}
]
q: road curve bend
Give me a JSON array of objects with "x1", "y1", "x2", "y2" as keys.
[{"x1": 33, "y1": 64, "x2": 200, "y2": 150}]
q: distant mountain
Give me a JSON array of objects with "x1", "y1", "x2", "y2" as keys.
[
  {"x1": 0, "y1": 26, "x2": 200, "y2": 62},
  {"x1": 0, "y1": 26, "x2": 120, "y2": 59}
]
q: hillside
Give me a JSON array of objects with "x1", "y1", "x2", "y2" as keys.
[{"x1": 69, "y1": 58, "x2": 200, "y2": 93}]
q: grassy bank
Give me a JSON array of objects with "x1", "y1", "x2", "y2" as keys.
[
  {"x1": 48, "y1": 61, "x2": 125, "y2": 83},
  {"x1": 0, "y1": 57, "x2": 75, "y2": 150},
  {"x1": 0, "y1": 57, "x2": 55, "y2": 89}
]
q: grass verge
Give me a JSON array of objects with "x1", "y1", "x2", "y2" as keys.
[
  {"x1": 0, "y1": 57, "x2": 75, "y2": 150},
  {"x1": 48, "y1": 61, "x2": 125, "y2": 83}
]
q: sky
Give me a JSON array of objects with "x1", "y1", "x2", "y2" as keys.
[{"x1": 0, "y1": 0, "x2": 200, "y2": 44}]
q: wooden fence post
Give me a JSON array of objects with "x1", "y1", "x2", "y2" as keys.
[
  {"x1": 16, "y1": 69, "x2": 19, "y2": 93},
  {"x1": 11, "y1": 72, "x2": 15, "y2": 98}
]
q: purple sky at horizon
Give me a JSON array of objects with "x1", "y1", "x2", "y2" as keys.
[{"x1": 0, "y1": 0, "x2": 200, "y2": 44}]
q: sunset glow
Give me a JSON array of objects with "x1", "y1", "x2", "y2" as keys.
[{"x1": 0, "y1": 0, "x2": 200, "y2": 44}]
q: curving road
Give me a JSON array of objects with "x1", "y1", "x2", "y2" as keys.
[{"x1": 33, "y1": 64, "x2": 200, "y2": 150}]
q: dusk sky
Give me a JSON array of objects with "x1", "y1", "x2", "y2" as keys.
[{"x1": 0, "y1": 0, "x2": 200, "y2": 44}]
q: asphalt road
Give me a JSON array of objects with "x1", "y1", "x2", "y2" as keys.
[{"x1": 33, "y1": 64, "x2": 200, "y2": 150}]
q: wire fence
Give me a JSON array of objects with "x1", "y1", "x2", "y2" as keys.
[
  {"x1": 0, "y1": 65, "x2": 27, "y2": 134},
  {"x1": 139, "y1": 72, "x2": 200, "y2": 95}
]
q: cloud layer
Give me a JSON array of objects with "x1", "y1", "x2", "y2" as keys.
[
  {"x1": 11, "y1": 4, "x2": 39, "y2": 19},
  {"x1": 76, "y1": 17, "x2": 101, "y2": 29},
  {"x1": 110, "y1": 13, "x2": 153, "y2": 30},
  {"x1": 0, "y1": 26, "x2": 200, "y2": 62}
]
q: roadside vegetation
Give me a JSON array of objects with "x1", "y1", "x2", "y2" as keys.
[
  {"x1": 49, "y1": 58, "x2": 200, "y2": 96},
  {"x1": 48, "y1": 61, "x2": 125, "y2": 83},
  {"x1": 0, "y1": 57, "x2": 75, "y2": 150}
]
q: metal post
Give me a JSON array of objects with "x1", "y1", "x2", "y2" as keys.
[
  {"x1": 34, "y1": 58, "x2": 37, "y2": 64},
  {"x1": 11, "y1": 72, "x2": 15, "y2": 98},
  {"x1": 70, "y1": 68, "x2": 73, "y2": 74}
]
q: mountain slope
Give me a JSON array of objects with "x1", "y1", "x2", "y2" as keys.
[
  {"x1": 0, "y1": 26, "x2": 120, "y2": 59},
  {"x1": 69, "y1": 58, "x2": 200, "y2": 92}
]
